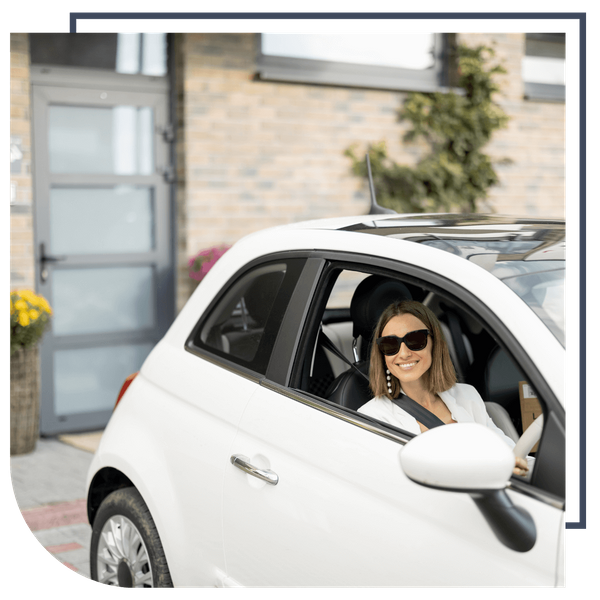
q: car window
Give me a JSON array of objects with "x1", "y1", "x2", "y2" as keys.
[
  {"x1": 499, "y1": 267, "x2": 564, "y2": 346},
  {"x1": 191, "y1": 259, "x2": 305, "y2": 375},
  {"x1": 421, "y1": 239, "x2": 565, "y2": 347},
  {"x1": 289, "y1": 261, "x2": 562, "y2": 498},
  {"x1": 326, "y1": 270, "x2": 370, "y2": 309}
]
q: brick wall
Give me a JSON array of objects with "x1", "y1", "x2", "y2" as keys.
[
  {"x1": 10, "y1": 33, "x2": 35, "y2": 291},
  {"x1": 176, "y1": 33, "x2": 419, "y2": 308},
  {"x1": 174, "y1": 33, "x2": 566, "y2": 308}
]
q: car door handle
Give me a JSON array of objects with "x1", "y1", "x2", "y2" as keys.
[{"x1": 230, "y1": 454, "x2": 279, "y2": 485}]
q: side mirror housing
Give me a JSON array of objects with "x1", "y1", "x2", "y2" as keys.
[
  {"x1": 400, "y1": 423, "x2": 514, "y2": 491},
  {"x1": 400, "y1": 423, "x2": 536, "y2": 552}
]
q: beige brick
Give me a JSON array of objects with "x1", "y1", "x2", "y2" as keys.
[{"x1": 175, "y1": 32, "x2": 565, "y2": 305}]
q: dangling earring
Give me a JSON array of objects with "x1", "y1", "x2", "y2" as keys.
[{"x1": 386, "y1": 369, "x2": 393, "y2": 396}]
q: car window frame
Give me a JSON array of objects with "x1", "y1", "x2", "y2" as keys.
[
  {"x1": 185, "y1": 254, "x2": 309, "y2": 381},
  {"x1": 263, "y1": 250, "x2": 564, "y2": 505}
]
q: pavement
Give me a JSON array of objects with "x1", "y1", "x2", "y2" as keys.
[{"x1": 9, "y1": 431, "x2": 103, "y2": 582}]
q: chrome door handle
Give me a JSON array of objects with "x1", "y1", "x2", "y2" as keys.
[{"x1": 230, "y1": 454, "x2": 279, "y2": 485}]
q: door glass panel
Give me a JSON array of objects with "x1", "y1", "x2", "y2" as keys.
[
  {"x1": 54, "y1": 343, "x2": 154, "y2": 416},
  {"x1": 48, "y1": 105, "x2": 154, "y2": 175},
  {"x1": 50, "y1": 186, "x2": 154, "y2": 255},
  {"x1": 52, "y1": 266, "x2": 154, "y2": 335},
  {"x1": 30, "y1": 33, "x2": 168, "y2": 76},
  {"x1": 116, "y1": 33, "x2": 168, "y2": 76}
]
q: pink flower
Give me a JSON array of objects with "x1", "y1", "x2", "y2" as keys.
[{"x1": 188, "y1": 245, "x2": 230, "y2": 282}]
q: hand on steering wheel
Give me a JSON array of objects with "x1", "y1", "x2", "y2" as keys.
[{"x1": 512, "y1": 414, "x2": 544, "y2": 478}]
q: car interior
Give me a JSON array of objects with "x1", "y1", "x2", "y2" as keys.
[{"x1": 298, "y1": 268, "x2": 543, "y2": 448}]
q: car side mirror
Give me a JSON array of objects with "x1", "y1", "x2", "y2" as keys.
[{"x1": 400, "y1": 423, "x2": 537, "y2": 553}]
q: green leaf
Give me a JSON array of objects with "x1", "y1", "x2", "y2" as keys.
[{"x1": 345, "y1": 42, "x2": 509, "y2": 213}]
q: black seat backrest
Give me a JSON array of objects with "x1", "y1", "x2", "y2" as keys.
[
  {"x1": 438, "y1": 308, "x2": 473, "y2": 383},
  {"x1": 484, "y1": 346, "x2": 523, "y2": 432}
]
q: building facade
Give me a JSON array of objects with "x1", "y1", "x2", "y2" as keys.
[{"x1": 10, "y1": 32, "x2": 566, "y2": 434}]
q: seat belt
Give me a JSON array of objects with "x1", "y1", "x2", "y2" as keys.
[
  {"x1": 318, "y1": 329, "x2": 370, "y2": 383},
  {"x1": 391, "y1": 394, "x2": 446, "y2": 429}
]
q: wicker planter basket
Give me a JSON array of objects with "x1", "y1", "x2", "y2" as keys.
[{"x1": 10, "y1": 346, "x2": 40, "y2": 455}]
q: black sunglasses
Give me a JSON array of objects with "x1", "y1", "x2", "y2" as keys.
[{"x1": 376, "y1": 329, "x2": 432, "y2": 355}]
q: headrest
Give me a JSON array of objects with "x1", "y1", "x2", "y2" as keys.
[
  {"x1": 350, "y1": 275, "x2": 413, "y2": 342},
  {"x1": 243, "y1": 271, "x2": 285, "y2": 326}
]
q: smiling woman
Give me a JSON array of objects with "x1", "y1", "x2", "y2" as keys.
[
  {"x1": 370, "y1": 301, "x2": 454, "y2": 400},
  {"x1": 358, "y1": 299, "x2": 530, "y2": 477}
]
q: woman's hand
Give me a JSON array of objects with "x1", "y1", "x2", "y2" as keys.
[{"x1": 513, "y1": 456, "x2": 529, "y2": 477}]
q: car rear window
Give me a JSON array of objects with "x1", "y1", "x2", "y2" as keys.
[{"x1": 190, "y1": 259, "x2": 305, "y2": 375}]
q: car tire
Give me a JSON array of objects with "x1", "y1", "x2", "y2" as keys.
[{"x1": 90, "y1": 487, "x2": 173, "y2": 587}]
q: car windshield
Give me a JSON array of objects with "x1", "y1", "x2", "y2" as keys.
[{"x1": 421, "y1": 239, "x2": 565, "y2": 347}]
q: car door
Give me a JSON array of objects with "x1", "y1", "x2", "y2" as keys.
[
  {"x1": 223, "y1": 386, "x2": 563, "y2": 586},
  {"x1": 221, "y1": 257, "x2": 564, "y2": 587}
]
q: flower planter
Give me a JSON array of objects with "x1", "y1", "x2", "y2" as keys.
[{"x1": 10, "y1": 346, "x2": 40, "y2": 455}]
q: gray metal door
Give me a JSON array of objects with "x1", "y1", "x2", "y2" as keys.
[{"x1": 32, "y1": 68, "x2": 174, "y2": 434}]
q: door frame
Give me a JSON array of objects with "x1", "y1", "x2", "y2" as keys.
[{"x1": 31, "y1": 66, "x2": 175, "y2": 434}]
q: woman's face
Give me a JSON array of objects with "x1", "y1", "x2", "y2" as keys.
[{"x1": 381, "y1": 313, "x2": 433, "y2": 388}]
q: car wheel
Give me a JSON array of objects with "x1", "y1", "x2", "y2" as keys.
[{"x1": 90, "y1": 487, "x2": 173, "y2": 587}]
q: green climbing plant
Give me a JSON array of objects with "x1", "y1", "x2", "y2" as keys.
[{"x1": 345, "y1": 44, "x2": 510, "y2": 213}]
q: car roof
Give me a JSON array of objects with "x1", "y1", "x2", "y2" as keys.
[
  {"x1": 278, "y1": 212, "x2": 564, "y2": 233},
  {"x1": 268, "y1": 213, "x2": 565, "y2": 255}
]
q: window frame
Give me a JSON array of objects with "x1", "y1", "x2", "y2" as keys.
[
  {"x1": 256, "y1": 33, "x2": 454, "y2": 93},
  {"x1": 523, "y1": 33, "x2": 565, "y2": 102}
]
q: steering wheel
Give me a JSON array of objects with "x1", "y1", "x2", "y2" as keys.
[{"x1": 512, "y1": 414, "x2": 544, "y2": 479}]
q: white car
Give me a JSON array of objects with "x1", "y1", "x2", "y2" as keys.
[{"x1": 86, "y1": 213, "x2": 565, "y2": 587}]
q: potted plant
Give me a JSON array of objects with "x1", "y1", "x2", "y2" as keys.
[{"x1": 10, "y1": 289, "x2": 52, "y2": 455}]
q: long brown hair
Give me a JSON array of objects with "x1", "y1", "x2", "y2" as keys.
[{"x1": 369, "y1": 300, "x2": 456, "y2": 399}]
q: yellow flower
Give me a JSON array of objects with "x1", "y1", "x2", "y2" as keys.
[
  {"x1": 10, "y1": 290, "x2": 53, "y2": 316},
  {"x1": 29, "y1": 309, "x2": 40, "y2": 321},
  {"x1": 14, "y1": 299, "x2": 27, "y2": 311},
  {"x1": 18, "y1": 311, "x2": 30, "y2": 327},
  {"x1": 18, "y1": 289, "x2": 35, "y2": 303},
  {"x1": 37, "y1": 295, "x2": 52, "y2": 314}
]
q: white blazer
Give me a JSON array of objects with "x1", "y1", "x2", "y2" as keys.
[{"x1": 358, "y1": 383, "x2": 517, "y2": 449}]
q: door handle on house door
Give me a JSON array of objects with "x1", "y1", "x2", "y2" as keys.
[
  {"x1": 230, "y1": 454, "x2": 279, "y2": 485},
  {"x1": 39, "y1": 243, "x2": 66, "y2": 282}
]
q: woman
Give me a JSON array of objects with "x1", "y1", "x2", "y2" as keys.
[{"x1": 358, "y1": 300, "x2": 529, "y2": 477}]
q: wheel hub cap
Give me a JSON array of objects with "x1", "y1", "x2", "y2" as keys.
[{"x1": 96, "y1": 515, "x2": 153, "y2": 587}]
